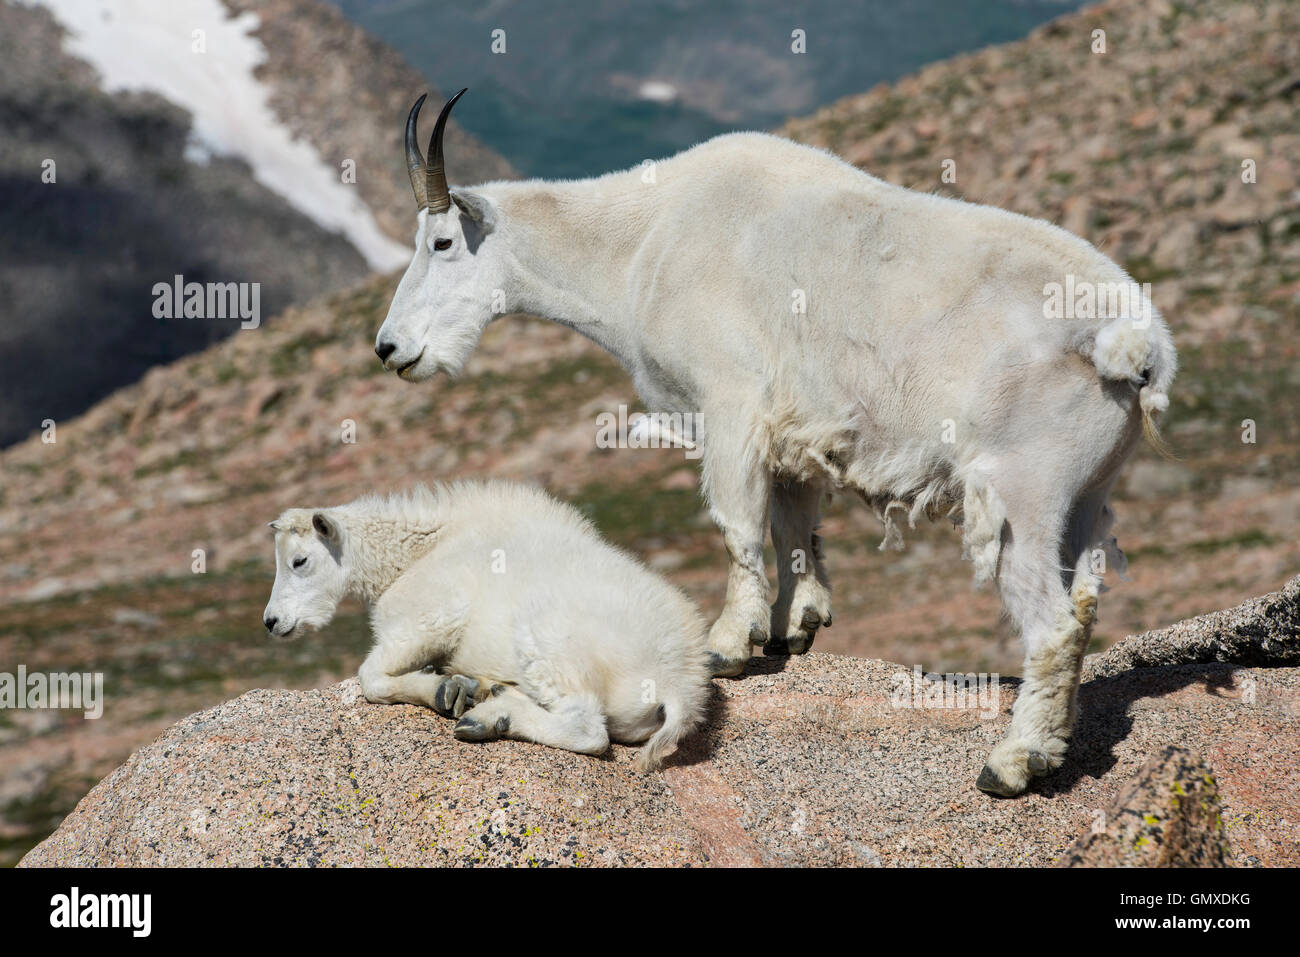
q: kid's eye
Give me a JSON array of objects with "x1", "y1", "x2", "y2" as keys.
[
  {"x1": 292, "y1": 556, "x2": 307, "y2": 569},
  {"x1": 433, "y1": 238, "x2": 452, "y2": 251}
]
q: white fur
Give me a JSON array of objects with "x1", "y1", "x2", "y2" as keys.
[
  {"x1": 263, "y1": 481, "x2": 711, "y2": 770},
  {"x1": 374, "y1": 131, "x2": 1178, "y2": 794}
]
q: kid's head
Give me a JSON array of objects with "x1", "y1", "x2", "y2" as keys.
[{"x1": 262, "y1": 509, "x2": 347, "y2": 639}]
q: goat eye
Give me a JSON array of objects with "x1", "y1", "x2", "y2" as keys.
[
  {"x1": 433, "y1": 238, "x2": 452, "y2": 251},
  {"x1": 292, "y1": 556, "x2": 307, "y2": 569}
]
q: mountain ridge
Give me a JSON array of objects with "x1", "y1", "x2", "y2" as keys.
[{"x1": 0, "y1": 0, "x2": 514, "y2": 448}]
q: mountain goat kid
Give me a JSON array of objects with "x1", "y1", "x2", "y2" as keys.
[{"x1": 261, "y1": 481, "x2": 711, "y2": 770}]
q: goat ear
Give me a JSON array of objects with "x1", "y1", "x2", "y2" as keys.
[
  {"x1": 451, "y1": 190, "x2": 496, "y2": 230},
  {"x1": 311, "y1": 512, "x2": 340, "y2": 544}
]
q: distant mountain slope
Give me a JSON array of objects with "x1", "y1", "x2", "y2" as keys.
[
  {"x1": 779, "y1": 0, "x2": 1300, "y2": 357},
  {"x1": 0, "y1": 0, "x2": 513, "y2": 448},
  {"x1": 2, "y1": 0, "x2": 1296, "y2": 634},
  {"x1": 327, "y1": 0, "x2": 1088, "y2": 178}
]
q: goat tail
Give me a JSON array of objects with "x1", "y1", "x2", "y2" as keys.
[
  {"x1": 634, "y1": 696, "x2": 697, "y2": 772},
  {"x1": 1089, "y1": 311, "x2": 1178, "y2": 462},
  {"x1": 1136, "y1": 330, "x2": 1178, "y2": 462},
  {"x1": 1140, "y1": 387, "x2": 1178, "y2": 462}
]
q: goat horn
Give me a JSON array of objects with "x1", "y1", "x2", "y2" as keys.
[
  {"x1": 405, "y1": 93, "x2": 429, "y2": 210},
  {"x1": 425, "y1": 88, "x2": 467, "y2": 215}
]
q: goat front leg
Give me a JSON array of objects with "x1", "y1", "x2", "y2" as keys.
[
  {"x1": 358, "y1": 642, "x2": 492, "y2": 717},
  {"x1": 766, "y1": 479, "x2": 832, "y2": 656},
  {"x1": 699, "y1": 419, "x2": 772, "y2": 677},
  {"x1": 358, "y1": 595, "x2": 490, "y2": 716}
]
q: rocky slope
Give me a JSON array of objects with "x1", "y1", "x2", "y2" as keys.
[
  {"x1": 2, "y1": 0, "x2": 1298, "y2": 863},
  {"x1": 781, "y1": 0, "x2": 1300, "y2": 354},
  {"x1": 20, "y1": 577, "x2": 1299, "y2": 867}
]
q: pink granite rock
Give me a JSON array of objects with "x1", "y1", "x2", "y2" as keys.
[
  {"x1": 1056, "y1": 746, "x2": 1230, "y2": 867},
  {"x1": 20, "y1": 579, "x2": 1300, "y2": 867}
]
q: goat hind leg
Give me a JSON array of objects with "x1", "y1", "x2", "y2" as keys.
[
  {"x1": 977, "y1": 534, "x2": 1098, "y2": 798},
  {"x1": 977, "y1": 535, "x2": 1097, "y2": 795},
  {"x1": 766, "y1": 479, "x2": 831, "y2": 656},
  {"x1": 454, "y1": 686, "x2": 610, "y2": 756},
  {"x1": 984, "y1": 492, "x2": 1111, "y2": 790}
]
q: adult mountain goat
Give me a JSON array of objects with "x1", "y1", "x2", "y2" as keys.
[
  {"x1": 262, "y1": 481, "x2": 711, "y2": 770},
  {"x1": 376, "y1": 91, "x2": 1176, "y2": 797}
]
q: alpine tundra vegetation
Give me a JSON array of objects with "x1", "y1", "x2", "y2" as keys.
[
  {"x1": 262, "y1": 481, "x2": 712, "y2": 770},
  {"x1": 374, "y1": 92, "x2": 1177, "y2": 797}
]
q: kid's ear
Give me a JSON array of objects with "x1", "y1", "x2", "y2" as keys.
[{"x1": 312, "y1": 512, "x2": 340, "y2": 544}]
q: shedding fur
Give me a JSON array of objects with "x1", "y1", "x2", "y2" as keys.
[
  {"x1": 960, "y1": 472, "x2": 1007, "y2": 586},
  {"x1": 263, "y1": 481, "x2": 711, "y2": 770}
]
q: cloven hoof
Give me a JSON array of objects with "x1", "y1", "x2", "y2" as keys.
[
  {"x1": 707, "y1": 652, "x2": 748, "y2": 678},
  {"x1": 975, "y1": 764, "x2": 1025, "y2": 798},
  {"x1": 453, "y1": 714, "x2": 510, "y2": 742}
]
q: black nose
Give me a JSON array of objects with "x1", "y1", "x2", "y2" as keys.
[
  {"x1": 375, "y1": 340, "x2": 396, "y2": 362},
  {"x1": 264, "y1": 616, "x2": 278, "y2": 632}
]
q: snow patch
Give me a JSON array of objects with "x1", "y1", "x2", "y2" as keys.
[
  {"x1": 637, "y1": 80, "x2": 678, "y2": 103},
  {"x1": 27, "y1": 0, "x2": 410, "y2": 271}
]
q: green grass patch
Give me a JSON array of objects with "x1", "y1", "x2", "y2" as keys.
[{"x1": 573, "y1": 476, "x2": 705, "y2": 549}]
